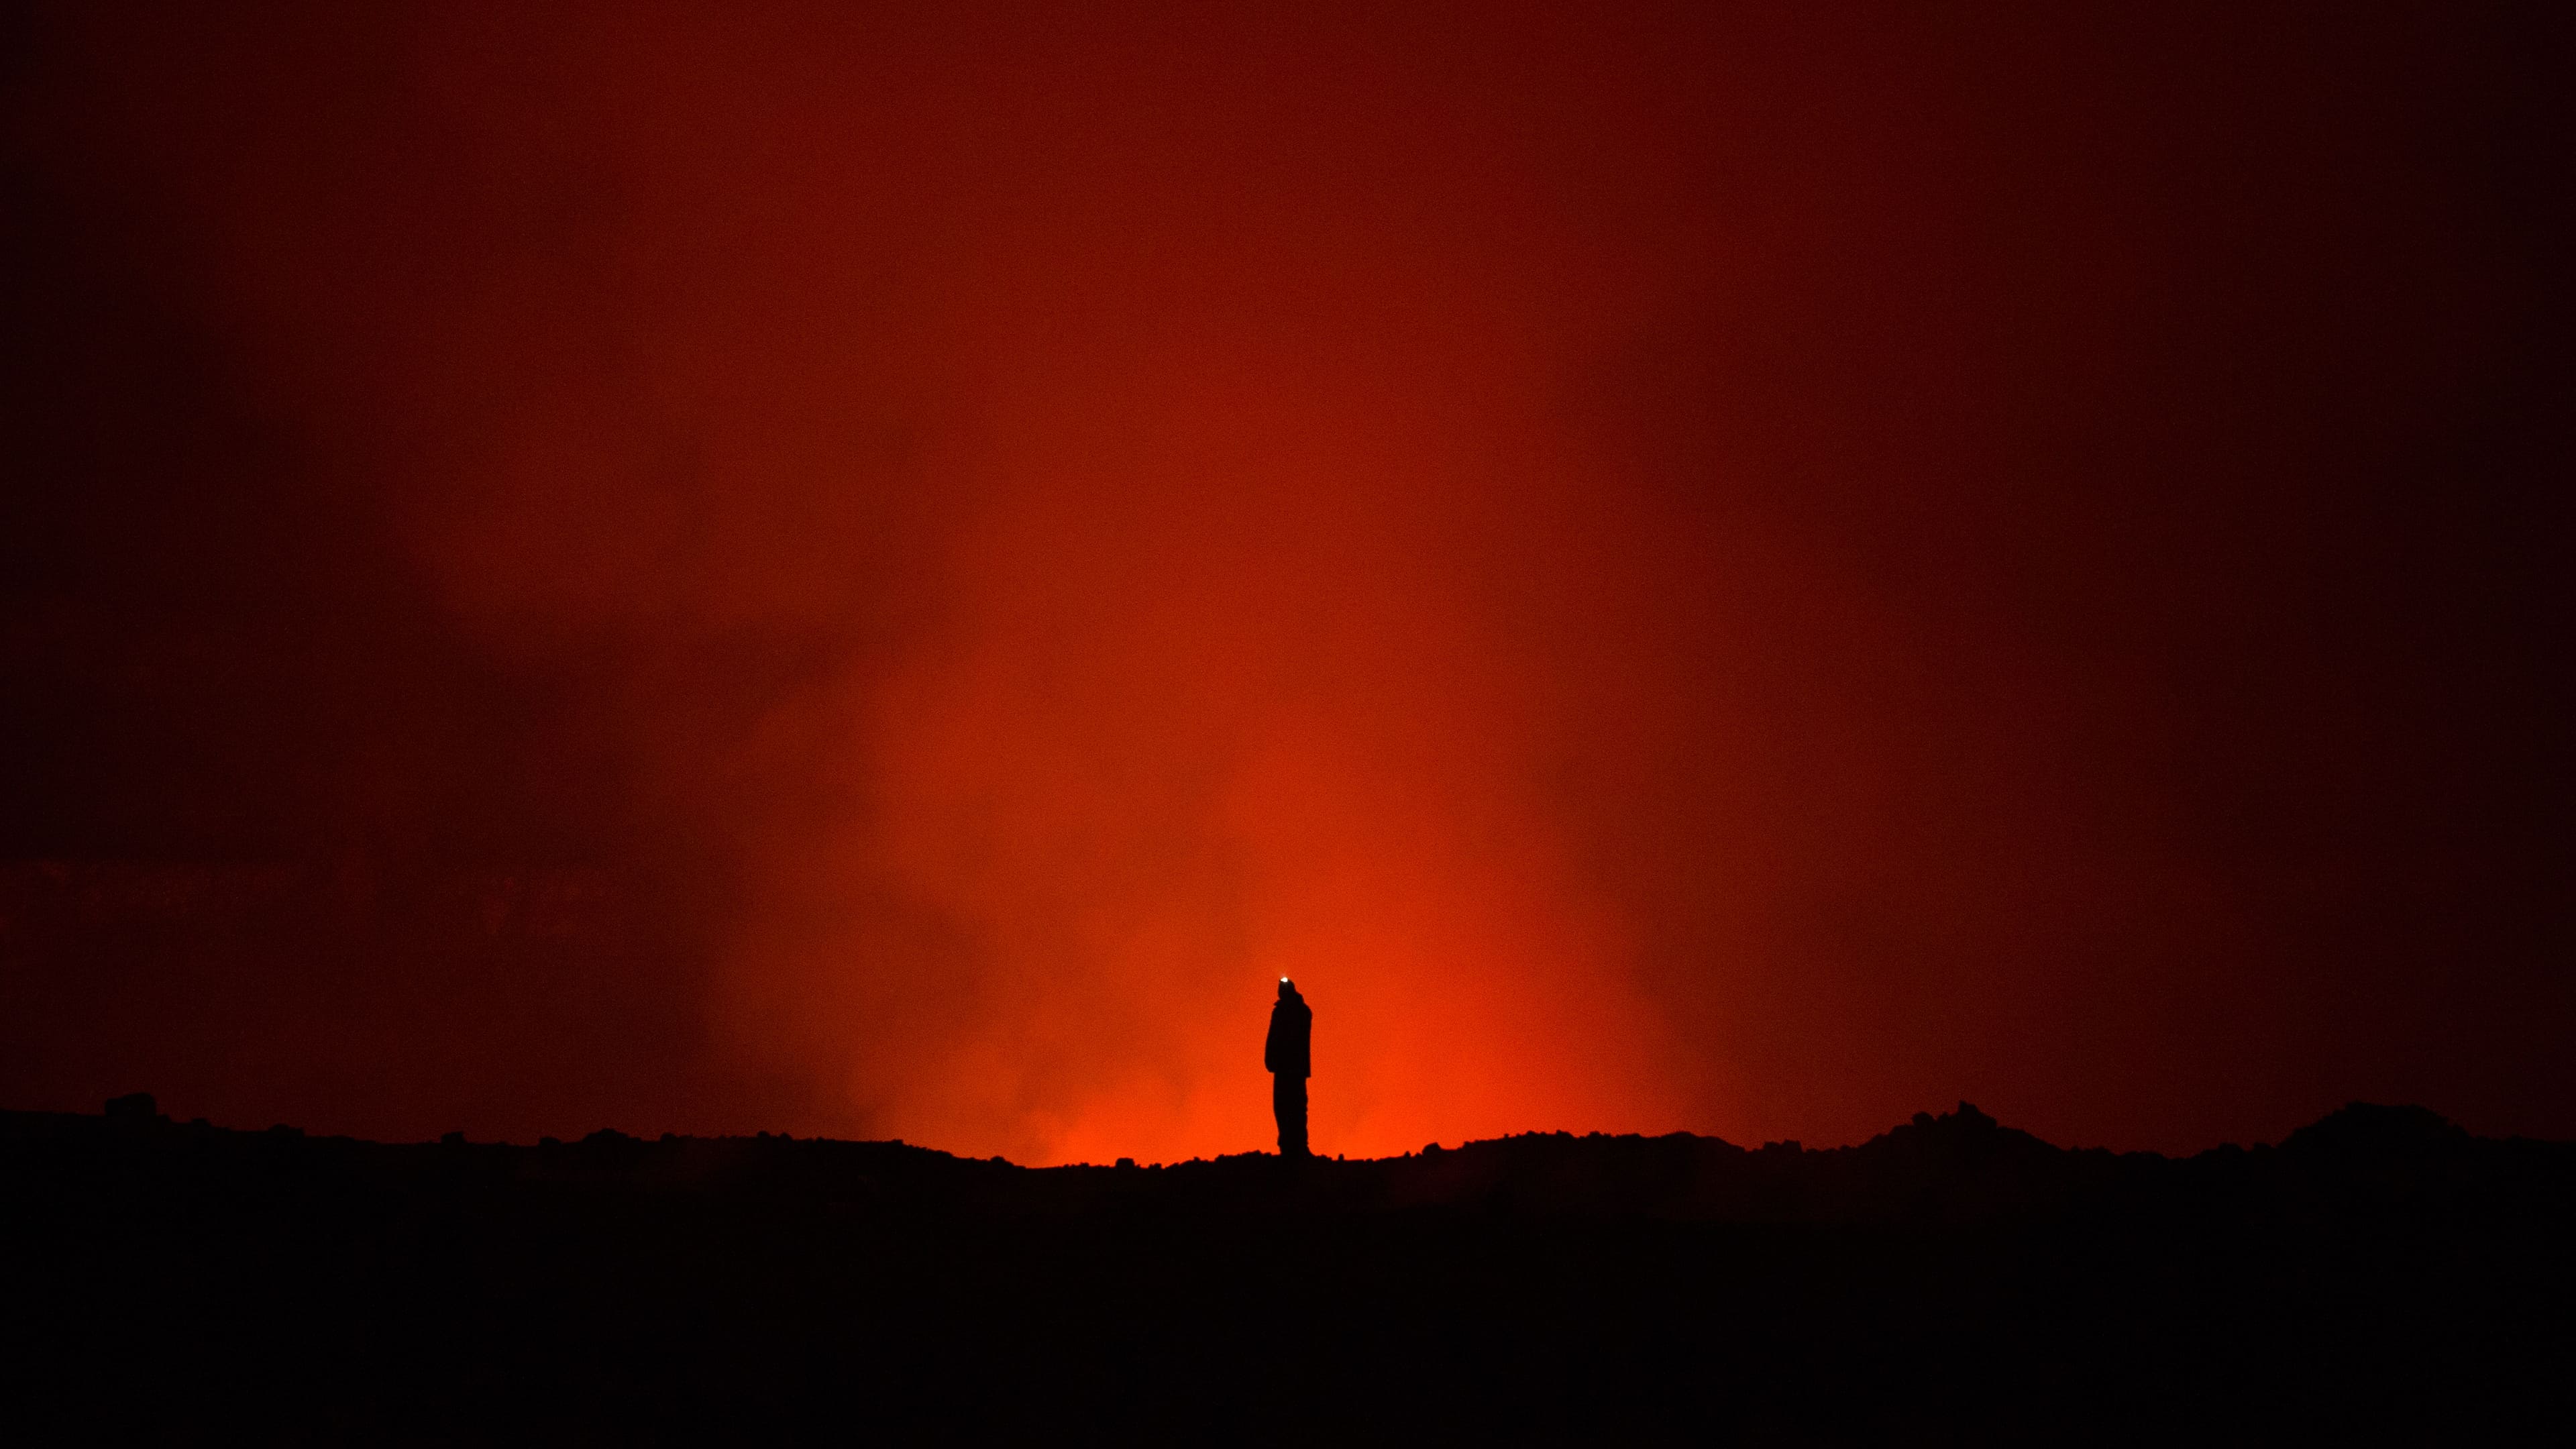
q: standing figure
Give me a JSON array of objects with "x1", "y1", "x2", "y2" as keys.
[{"x1": 1265, "y1": 977, "x2": 1312, "y2": 1159}]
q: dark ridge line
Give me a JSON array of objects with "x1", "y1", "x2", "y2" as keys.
[{"x1": 23, "y1": 1092, "x2": 2534, "y2": 1165}]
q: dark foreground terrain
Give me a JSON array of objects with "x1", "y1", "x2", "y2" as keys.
[{"x1": 4, "y1": 1099, "x2": 2570, "y2": 1443}]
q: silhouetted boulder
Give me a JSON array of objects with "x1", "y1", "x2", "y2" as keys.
[{"x1": 2282, "y1": 1102, "x2": 2470, "y2": 1159}]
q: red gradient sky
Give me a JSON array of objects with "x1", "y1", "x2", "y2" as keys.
[{"x1": 2, "y1": 3, "x2": 2566, "y2": 1163}]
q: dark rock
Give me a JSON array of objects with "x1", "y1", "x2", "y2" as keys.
[
  {"x1": 2282, "y1": 1102, "x2": 2471, "y2": 1159},
  {"x1": 0, "y1": 1099, "x2": 2564, "y2": 1440}
]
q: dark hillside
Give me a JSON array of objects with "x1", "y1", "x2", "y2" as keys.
[{"x1": 5, "y1": 1099, "x2": 2569, "y2": 1442}]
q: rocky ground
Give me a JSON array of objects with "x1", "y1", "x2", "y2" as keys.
[{"x1": 4, "y1": 1097, "x2": 2569, "y2": 1442}]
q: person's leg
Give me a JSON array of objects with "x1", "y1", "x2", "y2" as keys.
[
  {"x1": 1272, "y1": 1072, "x2": 1308, "y2": 1150},
  {"x1": 1273, "y1": 1072, "x2": 1308, "y2": 1158}
]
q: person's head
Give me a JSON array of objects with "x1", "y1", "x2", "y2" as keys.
[{"x1": 1277, "y1": 977, "x2": 1297, "y2": 1000}]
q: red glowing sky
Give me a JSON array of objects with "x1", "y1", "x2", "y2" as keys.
[{"x1": 1, "y1": 4, "x2": 2566, "y2": 1163}]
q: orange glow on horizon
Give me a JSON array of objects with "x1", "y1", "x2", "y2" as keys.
[
  {"x1": 6, "y1": 4, "x2": 2564, "y2": 1163},
  {"x1": 716, "y1": 335, "x2": 1713, "y2": 1163}
]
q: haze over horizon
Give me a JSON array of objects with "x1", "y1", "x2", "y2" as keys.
[{"x1": 3, "y1": 3, "x2": 2566, "y2": 1165}]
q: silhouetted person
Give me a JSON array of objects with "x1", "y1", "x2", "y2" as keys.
[{"x1": 1265, "y1": 977, "x2": 1311, "y2": 1158}]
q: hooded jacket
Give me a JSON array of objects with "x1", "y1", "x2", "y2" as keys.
[{"x1": 1264, "y1": 987, "x2": 1311, "y2": 1078}]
